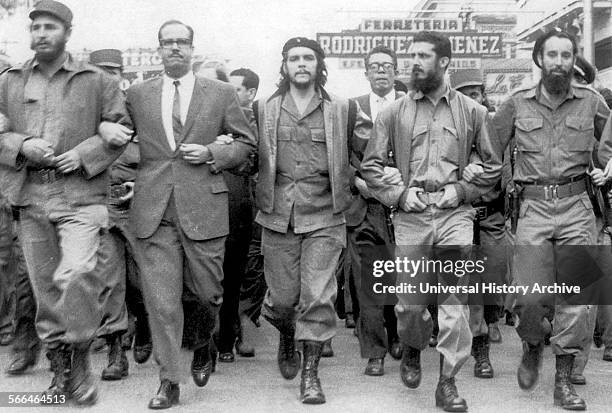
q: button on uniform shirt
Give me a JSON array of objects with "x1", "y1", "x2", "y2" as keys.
[
  {"x1": 369, "y1": 89, "x2": 396, "y2": 122},
  {"x1": 161, "y1": 72, "x2": 195, "y2": 151},
  {"x1": 255, "y1": 92, "x2": 345, "y2": 234},
  {"x1": 408, "y1": 86, "x2": 459, "y2": 192},
  {"x1": 494, "y1": 84, "x2": 610, "y2": 184}
]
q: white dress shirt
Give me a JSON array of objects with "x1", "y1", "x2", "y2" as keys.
[
  {"x1": 161, "y1": 71, "x2": 195, "y2": 151},
  {"x1": 369, "y1": 89, "x2": 396, "y2": 122}
]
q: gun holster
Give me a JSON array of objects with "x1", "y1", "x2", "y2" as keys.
[{"x1": 507, "y1": 185, "x2": 523, "y2": 235}]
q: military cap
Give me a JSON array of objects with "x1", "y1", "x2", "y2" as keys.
[
  {"x1": 282, "y1": 37, "x2": 325, "y2": 58},
  {"x1": 449, "y1": 69, "x2": 484, "y2": 90},
  {"x1": 532, "y1": 28, "x2": 577, "y2": 68},
  {"x1": 29, "y1": 0, "x2": 73, "y2": 27},
  {"x1": 90, "y1": 49, "x2": 123, "y2": 69},
  {"x1": 574, "y1": 55, "x2": 596, "y2": 85}
]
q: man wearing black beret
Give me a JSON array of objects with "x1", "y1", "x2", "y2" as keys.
[{"x1": 254, "y1": 36, "x2": 370, "y2": 404}]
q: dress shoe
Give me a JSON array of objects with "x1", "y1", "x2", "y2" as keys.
[
  {"x1": 570, "y1": 373, "x2": 586, "y2": 385},
  {"x1": 488, "y1": 322, "x2": 502, "y2": 343},
  {"x1": 191, "y1": 346, "x2": 213, "y2": 387},
  {"x1": 101, "y1": 334, "x2": 129, "y2": 381},
  {"x1": 517, "y1": 341, "x2": 543, "y2": 390},
  {"x1": 321, "y1": 339, "x2": 334, "y2": 357},
  {"x1": 300, "y1": 341, "x2": 325, "y2": 404},
  {"x1": 345, "y1": 313, "x2": 356, "y2": 329},
  {"x1": 435, "y1": 376, "x2": 468, "y2": 412},
  {"x1": 554, "y1": 355, "x2": 586, "y2": 410},
  {"x1": 236, "y1": 339, "x2": 255, "y2": 357},
  {"x1": 218, "y1": 351, "x2": 235, "y2": 362},
  {"x1": 603, "y1": 347, "x2": 612, "y2": 362},
  {"x1": 134, "y1": 343, "x2": 153, "y2": 364},
  {"x1": 364, "y1": 358, "x2": 384, "y2": 376},
  {"x1": 0, "y1": 332, "x2": 14, "y2": 346},
  {"x1": 148, "y1": 380, "x2": 179, "y2": 410},
  {"x1": 472, "y1": 335, "x2": 494, "y2": 379},
  {"x1": 6, "y1": 349, "x2": 39, "y2": 375},
  {"x1": 400, "y1": 347, "x2": 421, "y2": 388},
  {"x1": 389, "y1": 339, "x2": 403, "y2": 360}
]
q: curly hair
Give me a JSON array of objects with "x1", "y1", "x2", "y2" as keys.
[{"x1": 276, "y1": 51, "x2": 327, "y2": 92}]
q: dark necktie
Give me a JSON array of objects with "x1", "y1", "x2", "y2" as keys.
[{"x1": 172, "y1": 80, "x2": 182, "y2": 143}]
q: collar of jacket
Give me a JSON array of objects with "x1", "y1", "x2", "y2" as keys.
[
  {"x1": 8, "y1": 53, "x2": 97, "y2": 77},
  {"x1": 410, "y1": 83, "x2": 454, "y2": 103},
  {"x1": 267, "y1": 85, "x2": 331, "y2": 103},
  {"x1": 524, "y1": 81, "x2": 586, "y2": 101}
]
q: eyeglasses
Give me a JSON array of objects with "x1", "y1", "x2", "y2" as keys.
[
  {"x1": 367, "y1": 62, "x2": 395, "y2": 72},
  {"x1": 159, "y1": 38, "x2": 192, "y2": 48}
]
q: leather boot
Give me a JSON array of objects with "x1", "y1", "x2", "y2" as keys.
[
  {"x1": 488, "y1": 322, "x2": 502, "y2": 343},
  {"x1": 133, "y1": 317, "x2": 152, "y2": 364},
  {"x1": 278, "y1": 330, "x2": 300, "y2": 380},
  {"x1": 517, "y1": 341, "x2": 543, "y2": 390},
  {"x1": 554, "y1": 355, "x2": 586, "y2": 410},
  {"x1": 400, "y1": 346, "x2": 421, "y2": 388},
  {"x1": 235, "y1": 314, "x2": 255, "y2": 357},
  {"x1": 41, "y1": 345, "x2": 71, "y2": 403},
  {"x1": 70, "y1": 342, "x2": 98, "y2": 406},
  {"x1": 148, "y1": 379, "x2": 179, "y2": 410},
  {"x1": 300, "y1": 341, "x2": 325, "y2": 404},
  {"x1": 435, "y1": 355, "x2": 467, "y2": 412},
  {"x1": 471, "y1": 335, "x2": 494, "y2": 378},
  {"x1": 6, "y1": 344, "x2": 40, "y2": 375},
  {"x1": 101, "y1": 333, "x2": 129, "y2": 381}
]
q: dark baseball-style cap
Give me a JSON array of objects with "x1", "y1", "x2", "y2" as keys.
[
  {"x1": 282, "y1": 37, "x2": 325, "y2": 58},
  {"x1": 449, "y1": 69, "x2": 484, "y2": 90},
  {"x1": 29, "y1": 0, "x2": 73, "y2": 27},
  {"x1": 90, "y1": 49, "x2": 123, "y2": 68}
]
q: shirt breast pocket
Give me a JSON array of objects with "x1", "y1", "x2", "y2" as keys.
[
  {"x1": 311, "y1": 128, "x2": 328, "y2": 173},
  {"x1": 564, "y1": 116, "x2": 594, "y2": 152},
  {"x1": 278, "y1": 126, "x2": 294, "y2": 142},
  {"x1": 515, "y1": 117, "x2": 544, "y2": 153},
  {"x1": 441, "y1": 125, "x2": 459, "y2": 164}
]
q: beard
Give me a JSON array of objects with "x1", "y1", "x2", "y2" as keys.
[
  {"x1": 409, "y1": 67, "x2": 443, "y2": 95},
  {"x1": 541, "y1": 66, "x2": 573, "y2": 95},
  {"x1": 31, "y1": 39, "x2": 65, "y2": 62}
]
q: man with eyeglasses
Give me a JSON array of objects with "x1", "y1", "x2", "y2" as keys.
[
  {"x1": 361, "y1": 31, "x2": 501, "y2": 412},
  {"x1": 346, "y1": 45, "x2": 404, "y2": 377},
  {"x1": 122, "y1": 19, "x2": 255, "y2": 409}
]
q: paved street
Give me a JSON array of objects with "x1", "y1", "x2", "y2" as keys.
[{"x1": 0, "y1": 321, "x2": 611, "y2": 413}]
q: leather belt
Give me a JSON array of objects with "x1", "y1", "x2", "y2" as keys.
[
  {"x1": 472, "y1": 197, "x2": 504, "y2": 221},
  {"x1": 521, "y1": 178, "x2": 587, "y2": 201}
]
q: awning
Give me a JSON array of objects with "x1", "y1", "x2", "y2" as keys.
[{"x1": 517, "y1": 0, "x2": 612, "y2": 42}]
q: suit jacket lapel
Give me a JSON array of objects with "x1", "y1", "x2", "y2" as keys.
[{"x1": 179, "y1": 79, "x2": 205, "y2": 145}]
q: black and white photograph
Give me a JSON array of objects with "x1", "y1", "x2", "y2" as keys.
[{"x1": 0, "y1": 0, "x2": 611, "y2": 411}]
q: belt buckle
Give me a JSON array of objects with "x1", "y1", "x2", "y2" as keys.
[
  {"x1": 475, "y1": 206, "x2": 488, "y2": 220},
  {"x1": 543, "y1": 184, "x2": 558, "y2": 201}
]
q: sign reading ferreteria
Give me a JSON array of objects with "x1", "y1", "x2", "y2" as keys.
[
  {"x1": 317, "y1": 32, "x2": 503, "y2": 58},
  {"x1": 359, "y1": 18, "x2": 463, "y2": 32}
]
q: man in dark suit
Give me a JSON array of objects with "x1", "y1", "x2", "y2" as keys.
[
  {"x1": 348, "y1": 46, "x2": 404, "y2": 376},
  {"x1": 125, "y1": 20, "x2": 256, "y2": 409}
]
